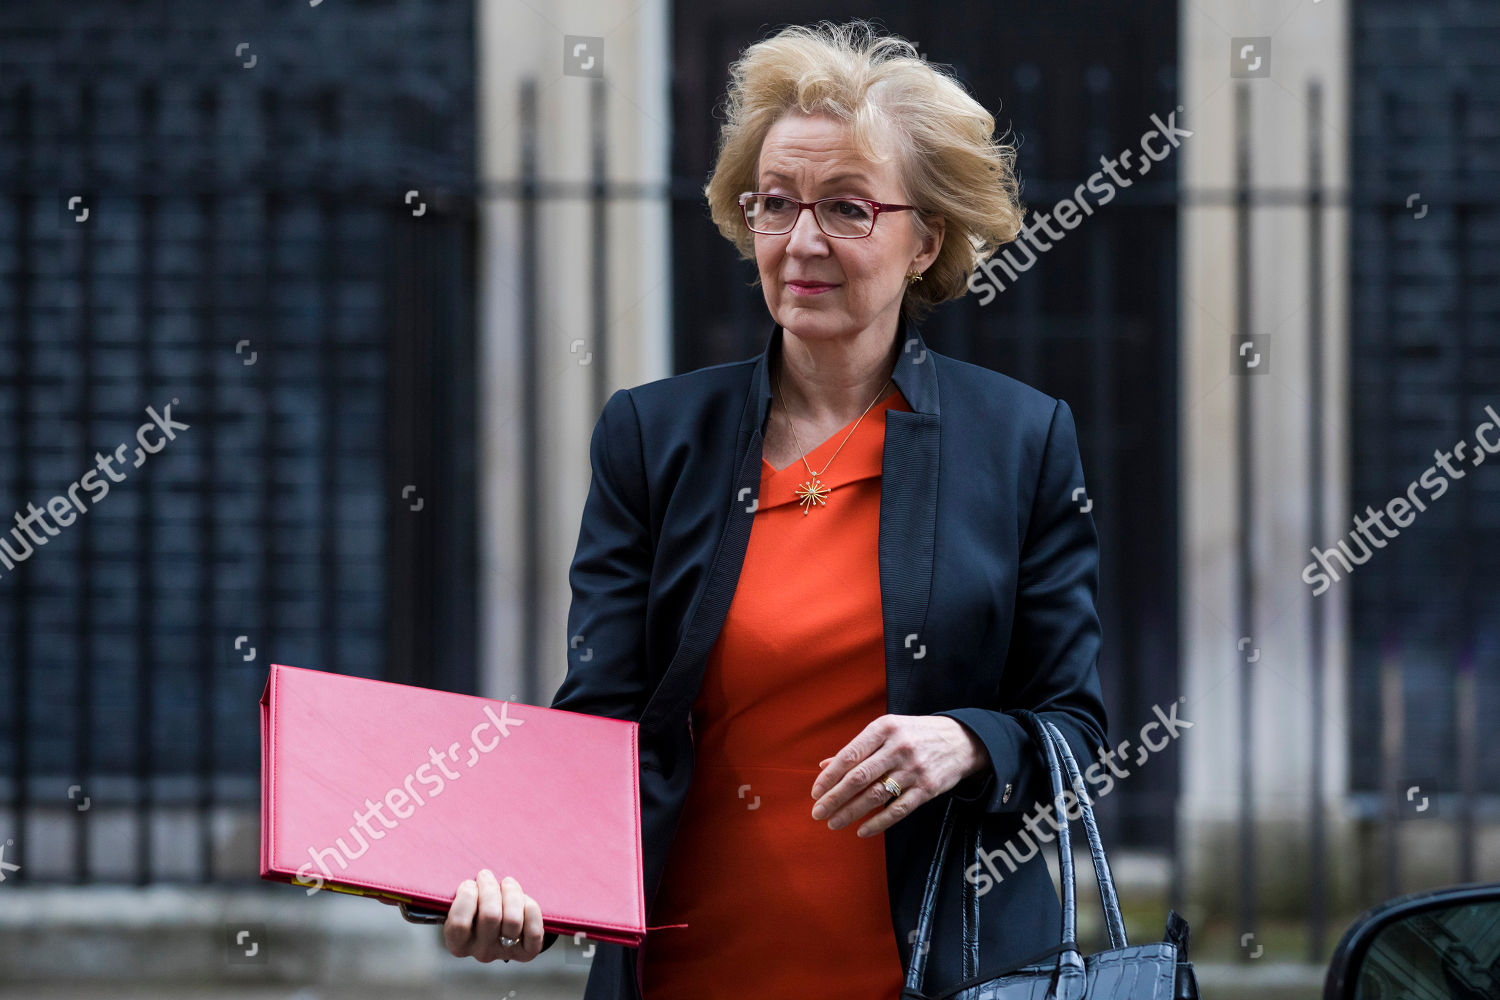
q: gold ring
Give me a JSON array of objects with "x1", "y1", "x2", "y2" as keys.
[{"x1": 880, "y1": 775, "x2": 902, "y2": 800}]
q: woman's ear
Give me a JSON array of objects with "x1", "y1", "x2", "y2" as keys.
[{"x1": 917, "y1": 216, "x2": 946, "y2": 271}]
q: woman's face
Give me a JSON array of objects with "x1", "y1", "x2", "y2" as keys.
[{"x1": 752, "y1": 110, "x2": 943, "y2": 344}]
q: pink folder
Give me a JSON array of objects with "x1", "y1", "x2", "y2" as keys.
[{"x1": 259, "y1": 662, "x2": 646, "y2": 946}]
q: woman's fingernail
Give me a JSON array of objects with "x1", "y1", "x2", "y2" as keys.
[{"x1": 479, "y1": 868, "x2": 493, "y2": 880}]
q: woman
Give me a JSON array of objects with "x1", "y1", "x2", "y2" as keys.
[{"x1": 442, "y1": 19, "x2": 1110, "y2": 999}]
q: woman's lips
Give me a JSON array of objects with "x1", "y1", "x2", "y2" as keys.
[{"x1": 787, "y1": 281, "x2": 837, "y2": 296}]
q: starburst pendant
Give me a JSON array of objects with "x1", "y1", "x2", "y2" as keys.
[{"x1": 795, "y1": 477, "x2": 831, "y2": 515}]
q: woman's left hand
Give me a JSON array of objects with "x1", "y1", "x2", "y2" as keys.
[{"x1": 810, "y1": 715, "x2": 989, "y2": 837}]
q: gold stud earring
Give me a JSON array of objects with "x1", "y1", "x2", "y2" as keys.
[{"x1": 906, "y1": 269, "x2": 923, "y2": 285}]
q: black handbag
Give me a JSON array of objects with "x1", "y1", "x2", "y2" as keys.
[{"x1": 900, "y1": 709, "x2": 1201, "y2": 1000}]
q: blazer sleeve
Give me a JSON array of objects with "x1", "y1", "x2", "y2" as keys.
[
  {"x1": 538, "y1": 387, "x2": 655, "y2": 955},
  {"x1": 549, "y1": 386, "x2": 655, "y2": 721},
  {"x1": 932, "y1": 397, "x2": 1111, "y2": 815}
]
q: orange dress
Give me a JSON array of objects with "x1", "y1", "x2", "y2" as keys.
[{"x1": 640, "y1": 388, "x2": 912, "y2": 999}]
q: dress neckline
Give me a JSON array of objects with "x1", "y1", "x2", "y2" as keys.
[
  {"x1": 760, "y1": 388, "x2": 908, "y2": 474},
  {"x1": 756, "y1": 391, "x2": 910, "y2": 511}
]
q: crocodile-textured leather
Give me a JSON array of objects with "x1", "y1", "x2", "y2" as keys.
[{"x1": 900, "y1": 710, "x2": 1200, "y2": 1000}]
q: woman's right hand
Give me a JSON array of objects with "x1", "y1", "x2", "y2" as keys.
[{"x1": 443, "y1": 868, "x2": 547, "y2": 963}]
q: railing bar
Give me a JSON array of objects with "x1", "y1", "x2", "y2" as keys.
[
  {"x1": 1305, "y1": 78, "x2": 1328, "y2": 963},
  {"x1": 1233, "y1": 79, "x2": 1257, "y2": 960}
]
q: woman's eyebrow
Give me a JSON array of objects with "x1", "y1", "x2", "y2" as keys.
[{"x1": 759, "y1": 170, "x2": 877, "y2": 195}]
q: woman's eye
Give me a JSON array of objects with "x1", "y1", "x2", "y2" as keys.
[
  {"x1": 831, "y1": 200, "x2": 872, "y2": 219},
  {"x1": 764, "y1": 197, "x2": 790, "y2": 211}
]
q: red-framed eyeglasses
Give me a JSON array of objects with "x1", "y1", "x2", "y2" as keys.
[{"x1": 738, "y1": 192, "x2": 921, "y2": 239}]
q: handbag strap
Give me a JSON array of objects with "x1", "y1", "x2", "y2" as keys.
[
  {"x1": 1038, "y1": 717, "x2": 1128, "y2": 950},
  {"x1": 1016, "y1": 710, "x2": 1077, "y2": 949},
  {"x1": 962, "y1": 806, "x2": 981, "y2": 978},
  {"x1": 901, "y1": 795, "x2": 961, "y2": 997},
  {"x1": 902, "y1": 709, "x2": 1078, "y2": 998}
]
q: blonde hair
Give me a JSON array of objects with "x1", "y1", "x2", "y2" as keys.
[{"x1": 704, "y1": 19, "x2": 1026, "y2": 322}]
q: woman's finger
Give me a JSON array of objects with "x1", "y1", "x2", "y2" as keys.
[
  {"x1": 520, "y1": 894, "x2": 545, "y2": 955},
  {"x1": 471, "y1": 869, "x2": 505, "y2": 962},
  {"x1": 814, "y1": 747, "x2": 903, "y2": 829},
  {"x1": 498, "y1": 875, "x2": 527, "y2": 945},
  {"x1": 443, "y1": 878, "x2": 478, "y2": 957},
  {"x1": 857, "y1": 780, "x2": 931, "y2": 837},
  {"x1": 811, "y1": 720, "x2": 892, "y2": 800}
]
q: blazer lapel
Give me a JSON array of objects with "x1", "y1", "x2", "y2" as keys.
[
  {"x1": 636, "y1": 316, "x2": 942, "y2": 742},
  {"x1": 879, "y1": 397, "x2": 941, "y2": 712}
]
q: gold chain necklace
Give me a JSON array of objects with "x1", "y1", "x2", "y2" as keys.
[{"x1": 773, "y1": 366, "x2": 894, "y2": 515}]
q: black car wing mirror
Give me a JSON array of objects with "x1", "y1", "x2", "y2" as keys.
[{"x1": 1324, "y1": 881, "x2": 1500, "y2": 999}]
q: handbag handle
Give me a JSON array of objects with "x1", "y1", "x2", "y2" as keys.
[
  {"x1": 901, "y1": 709, "x2": 1075, "y2": 997},
  {"x1": 900, "y1": 710, "x2": 1127, "y2": 999},
  {"x1": 1037, "y1": 716, "x2": 1128, "y2": 950}
]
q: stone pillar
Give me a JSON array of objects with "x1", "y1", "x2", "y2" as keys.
[
  {"x1": 1178, "y1": 0, "x2": 1357, "y2": 929},
  {"x1": 475, "y1": 0, "x2": 673, "y2": 704}
]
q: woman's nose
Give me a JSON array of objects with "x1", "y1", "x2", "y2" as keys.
[{"x1": 784, "y1": 206, "x2": 830, "y2": 256}]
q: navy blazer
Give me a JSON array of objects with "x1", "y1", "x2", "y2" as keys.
[{"x1": 537, "y1": 316, "x2": 1110, "y2": 998}]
